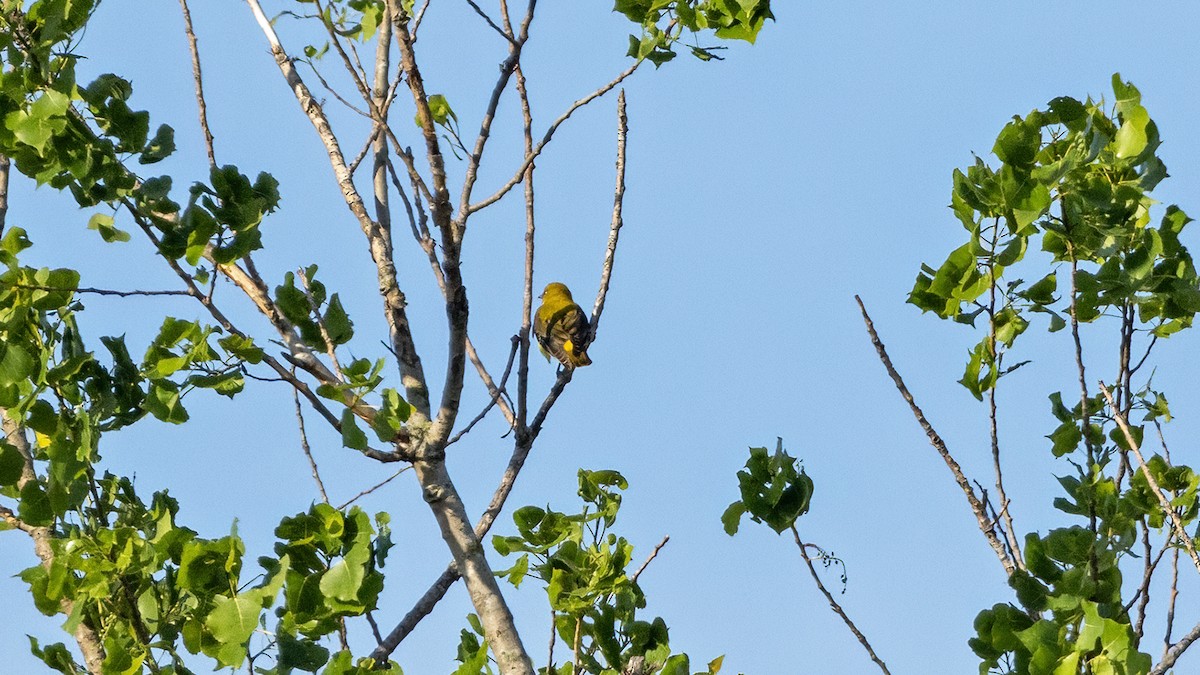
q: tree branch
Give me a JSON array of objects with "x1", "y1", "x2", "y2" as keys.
[
  {"x1": 855, "y1": 295, "x2": 1017, "y2": 576},
  {"x1": 1100, "y1": 383, "x2": 1200, "y2": 575},
  {"x1": 2, "y1": 412, "x2": 106, "y2": 673},
  {"x1": 247, "y1": 0, "x2": 432, "y2": 419},
  {"x1": 177, "y1": 0, "x2": 216, "y2": 168},
  {"x1": 589, "y1": 89, "x2": 626, "y2": 343},
  {"x1": 793, "y1": 527, "x2": 891, "y2": 674},
  {"x1": 469, "y1": 60, "x2": 641, "y2": 215}
]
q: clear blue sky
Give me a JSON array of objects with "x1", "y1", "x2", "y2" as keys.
[{"x1": 4, "y1": 1, "x2": 1200, "y2": 673}]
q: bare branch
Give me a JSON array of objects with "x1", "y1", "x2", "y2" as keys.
[
  {"x1": 631, "y1": 535, "x2": 669, "y2": 584},
  {"x1": 793, "y1": 527, "x2": 891, "y2": 674},
  {"x1": 1152, "y1": 618, "x2": 1200, "y2": 675},
  {"x1": 855, "y1": 295, "x2": 1016, "y2": 576},
  {"x1": 293, "y1": 386, "x2": 331, "y2": 503},
  {"x1": 1164, "y1": 546, "x2": 1180, "y2": 659},
  {"x1": 464, "y1": 0, "x2": 514, "y2": 41},
  {"x1": 178, "y1": 0, "x2": 216, "y2": 168},
  {"x1": 589, "y1": 89, "x2": 627, "y2": 343},
  {"x1": 1100, "y1": 382, "x2": 1200, "y2": 575},
  {"x1": 370, "y1": 369, "x2": 571, "y2": 660},
  {"x1": 448, "y1": 336, "x2": 519, "y2": 446},
  {"x1": 2, "y1": 282, "x2": 191, "y2": 297},
  {"x1": 338, "y1": 466, "x2": 410, "y2": 510},
  {"x1": 469, "y1": 60, "x2": 642, "y2": 214},
  {"x1": 247, "y1": 0, "x2": 432, "y2": 418},
  {"x1": 514, "y1": 62, "x2": 535, "y2": 431}
]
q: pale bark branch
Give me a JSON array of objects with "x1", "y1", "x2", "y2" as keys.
[
  {"x1": 1152, "y1": 619, "x2": 1200, "y2": 675},
  {"x1": 1099, "y1": 383, "x2": 1200, "y2": 575},
  {"x1": 2, "y1": 412, "x2": 106, "y2": 673},
  {"x1": 589, "y1": 89, "x2": 626, "y2": 343},
  {"x1": 855, "y1": 295, "x2": 1017, "y2": 576},
  {"x1": 247, "y1": 0, "x2": 432, "y2": 419}
]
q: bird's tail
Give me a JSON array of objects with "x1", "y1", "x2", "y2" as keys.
[
  {"x1": 563, "y1": 339, "x2": 592, "y2": 368},
  {"x1": 569, "y1": 348, "x2": 592, "y2": 368}
]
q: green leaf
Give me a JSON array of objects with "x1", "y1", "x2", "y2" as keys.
[
  {"x1": 323, "y1": 294, "x2": 354, "y2": 345},
  {"x1": 721, "y1": 501, "x2": 745, "y2": 536},
  {"x1": 277, "y1": 630, "x2": 330, "y2": 672},
  {"x1": 205, "y1": 595, "x2": 260, "y2": 663},
  {"x1": 140, "y1": 124, "x2": 175, "y2": 164},
  {"x1": 421, "y1": 94, "x2": 457, "y2": 128},
  {"x1": 0, "y1": 343, "x2": 35, "y2": 386},
  {"x1": 86, "y1": 213, "x2": 131, "y2": 243},
  {"x1": 341, "y1": 410, "x2": 368, "y2": 450},
  {"x1": 19, "y1": 480, "x2": 54, "y2": 526},
  {"x1": 0, "y1": 441, "x2": 25, "y2": 486},
  {"x1": 144, "y1": 381, "x2": 189, "y2": 424}
]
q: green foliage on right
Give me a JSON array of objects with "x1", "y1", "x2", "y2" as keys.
[{"x1": 912, "y1": 75, "x2": 1200, "y2": 675}]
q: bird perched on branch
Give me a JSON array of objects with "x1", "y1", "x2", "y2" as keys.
[{"x1": 534, "y1": 282, "x2": 592, "y2": 368}]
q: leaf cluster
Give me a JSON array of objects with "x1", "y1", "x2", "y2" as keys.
[
  {"x1": 490, "y1": 470, "x2": 722, "y2": 675},
  {"x1": 721, "y1": 438, "x2": 813, "y2": 535}
]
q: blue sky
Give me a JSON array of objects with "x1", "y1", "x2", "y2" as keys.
[{"x1": 4, "y1": 1, "x2": 1200, "y2": 673}]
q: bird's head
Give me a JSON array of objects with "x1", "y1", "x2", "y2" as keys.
[{"x1": 540, "y1": 282, "x2": 572, "y2": 300}]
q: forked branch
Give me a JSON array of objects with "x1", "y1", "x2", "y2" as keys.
[{"x1": 855, "y1": 295, "x2": 1017, "y2": 576}]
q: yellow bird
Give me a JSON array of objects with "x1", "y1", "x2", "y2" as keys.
[{"x1": 533, "y1": 282, "x2": 592, "y2": 368}]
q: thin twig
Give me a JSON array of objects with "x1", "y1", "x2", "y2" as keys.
[
  {"x1": 338, "y1": 467, "x2": 411, "y2": 510},
  {"x1": 178, "y1": 0, "x2": 216, "y2": 168},
  {"x1": 469, "y1": 60, "x2": 642, "y2": 214},
  {"x1": 793, "y1": 526, "x2": 891, "y2": 674},
  {"x1": 447, "y1": 336, "x2": 520, "y2": 446},
  {"x1": 464, "y1": 0, "x2": 514, "y2": 41},
  {"x1": 855, "y1": 295, "x2": 1016, "y2": 576},
  {"x1": 293, "y1": 386, "x2": 331, "y2": 503},
  {"x1": 1164, "y1": 546, "x2": 1180, "y2": 660},
  {"x1": 2, "y1": 282, "x2": 191, "y2": 297},
  {"x1": 985, "y1": 219, "x2": 1023, "y2": 571},
  {"x1": 1100, "y1": 382, "x2": 1200, "y2": 575},
  {"x1": 630, "y1": 535, "x2": 669, "y2": 584}
]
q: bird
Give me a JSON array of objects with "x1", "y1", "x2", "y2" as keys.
[{"x1": 533, "y1": 282, "x2": 592, "y2": 368}]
